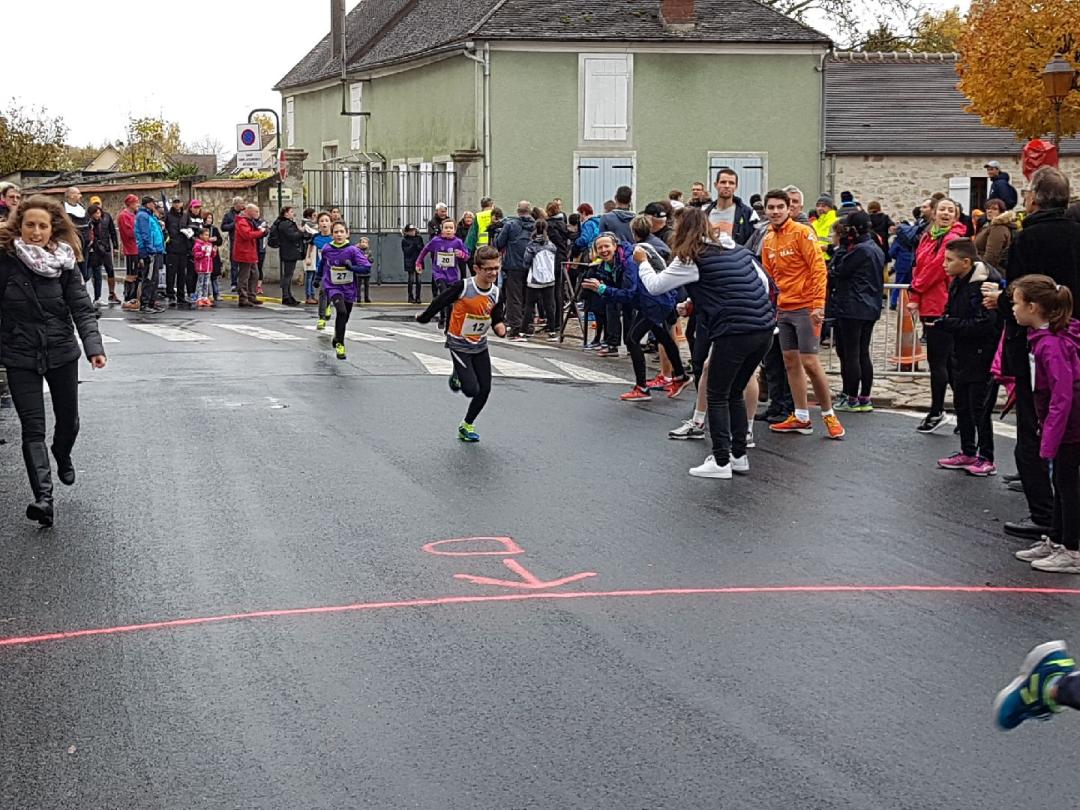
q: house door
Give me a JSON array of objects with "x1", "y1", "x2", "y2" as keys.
[
  {"x1": 577, "y1": 156, "x2": 635, "y2": 213},
  {"x1": 709, "y1": 154, "x2": 766, "y2": 202}
]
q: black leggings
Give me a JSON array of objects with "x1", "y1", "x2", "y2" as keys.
[
  {"x1": 451, "y1": 348, "x2": 492, "y2": 424},
  {"x1": 7, "y1": 361, "x2": 80, "y2": 454},
  {"x1": 836, "y1": 318, "x2": 875, "y2": 398},
  {"x1": 331, "y1": 295, "x2": 353, "y2": 345},
  {"x1": 626, "y1": 315, "x2": 685, "y2": 387},
  {"x1": 954, "y1": 378, "x2": 994, "y2": 461},
  {"x1": 1053, "y1": 443, "x2": 1080, "y2": 550},
  {"x1": 923, "y1": 319, "x2": 954, "y2": 415},
  {"x1": 526, "y1": 285, "x2": 556, "y2": 333},
  {"x1": 407, "y1": 271, "x2": 422, "y2": 302},
  {"x1": 705, "y1": 330, "x2": 773, "y2": 464}
]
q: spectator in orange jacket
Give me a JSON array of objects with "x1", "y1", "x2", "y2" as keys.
[
  {"x1": 234, "y1": 204, "x2": 267, "y2": 307},
  {"x1": 761, "y1": 188, "x2": 845, "y2": 440}
]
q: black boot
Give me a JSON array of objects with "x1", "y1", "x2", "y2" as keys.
[
  {"x1": 52, "y1": 444, "x2": 75, "y2": 486},
  {"x1": 22, "y1": 443, "x2": 54, "y2": 527}
]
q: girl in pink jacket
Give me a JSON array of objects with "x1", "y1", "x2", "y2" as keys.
[
  {"x1": 192, "y1": 227, "x2": 216, "y2": 307},
  {"x1": 1010, "y1": 274, "x2": 1080, "y2": 574}
]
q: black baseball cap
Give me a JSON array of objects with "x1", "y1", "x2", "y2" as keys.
[{"x1": 643, "y1": 202, "x2": 667, "y2": 218}]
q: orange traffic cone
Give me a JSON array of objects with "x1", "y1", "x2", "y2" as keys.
[{"x1": 890, "y1": 289, "x2": 927, "y2": 371}]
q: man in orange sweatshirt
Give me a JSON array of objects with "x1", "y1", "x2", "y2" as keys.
[{"x1": 761, "y1": 189, "x2": 845, "y2": 439}]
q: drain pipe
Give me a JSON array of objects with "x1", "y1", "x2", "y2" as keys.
[
  {"x1": 462, "y1": 41, "x2": 491, "y2": 196},
  {"x1": 816, "y1": 45, "x2": 834, "y2": 197}
]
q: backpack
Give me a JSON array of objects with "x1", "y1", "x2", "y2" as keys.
[
  {"x1": 528, "y1": 246, "x2": 556, "y2": 287},
  {"x1": 267, "y1": 221, "x2": 280, "y2": 249}
]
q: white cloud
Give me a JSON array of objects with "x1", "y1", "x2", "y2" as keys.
[{"x1": 3, "y1": 1, "x2": 335, "y2": 158}]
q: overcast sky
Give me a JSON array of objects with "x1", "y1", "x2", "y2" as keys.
[{"x1": 3, "y1": 0, "x2": 967, "y2": 161}]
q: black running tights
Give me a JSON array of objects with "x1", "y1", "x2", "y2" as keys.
[{"x1": 451, "y1": 348, "x2": 492, "y2": 424}]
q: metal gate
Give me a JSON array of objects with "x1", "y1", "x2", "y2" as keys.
[{"x1": 303, "y1": 166, "x2": 455, "y2": 233}]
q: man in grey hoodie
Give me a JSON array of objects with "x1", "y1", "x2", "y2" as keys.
[
  {"x1": 599, "y1": 185, "x2": 636, "y2": 243},
  {"x1": 495, "y1": 200, "x2": 536, "y2": 340}
]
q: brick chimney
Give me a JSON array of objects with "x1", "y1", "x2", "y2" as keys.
[{"x1": 660, "y1": 0, "x2": 696, "y2": 29}]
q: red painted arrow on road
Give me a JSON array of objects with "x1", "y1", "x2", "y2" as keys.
[{"x1": 454, "y1": 559, "x2": 597, "y2": 591}]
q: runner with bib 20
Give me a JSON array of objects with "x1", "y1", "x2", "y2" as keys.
[
  {"x1": 416, "y1": 245, "x2": 505, "y2": 442},
  {"x1": 320, "y1": 221, "x2": 371, "y2": 360}
]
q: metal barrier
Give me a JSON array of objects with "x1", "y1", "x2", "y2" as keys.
[
  {"x1": 303, "y1": 167, "x2": 455, "y2": 234},
  {"x1": 823, "y1": 284, "x2": 931, "y2": 378}
]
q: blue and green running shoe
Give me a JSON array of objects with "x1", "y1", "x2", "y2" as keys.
[
  {"x1": 448, "y1": 372, "x2": 462, "y2": 393},
  {"x1": 994, "y1": 640, "x2": 1075, "y2": 730},
  {"x1": 325, "y1": 304, "x2": 333, "y2": 319},
  {"x1": 458, "y1": 422, "x2": 480, "y2": 442}
]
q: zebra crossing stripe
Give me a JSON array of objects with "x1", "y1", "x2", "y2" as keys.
[
  {"x1": 368, "y1": 326, "x2": 446, "y2": 343},
  {"x1": 488, "y1": 356, "x2": 565, "y2": 379},
  {"x1": 128, "y1": 324, "x2": 211, "y2": 342},
  {"x1": 299, "y1": 325, "x2": 394, "y2": 342},
  {"x1": 100, "y1": 335, "x2": 120, "y2": 344},
  {"x1": 212, "y1": 324, "x2": 303, "y2": 341},
  {"x1": 543, "y1": 358, "x2": 628, "y2": 384},
  {"x1": 412, "y1": 352, "x2": 455, "y2": 375},
  {"x1": 486, "y1": 335, "x2": 558, "y2": 351}
]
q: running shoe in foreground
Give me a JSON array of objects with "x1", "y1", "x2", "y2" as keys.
[
  {"x1": 448, "y1": 372, "x2": 462, "y2": 393},
  {"x1": 938, "y1": 452, "x2": 978, "y2": 470},
  {"x1": 1032, "y1": 548, "x2": 1080, "y2": 574},
  {"x1": 645, "y1": 374, "x2": 671, "y2": 391},
  {"x1": 666, "y1": 376, "x2": 693, "y2": 399},
  {"x1": 668, "y1": 420, "x2": 705, "y2": 440},
  {"x1": 689, "y1": 455, "x2": 731, "y2": 479},
  {"x1": 458, "y1": 422, "x2": 480, "y2": 442},
  {"x1": 994, "y1": 641, "x2": 1075, "y2": 730},
  {"x1": 1015, "y1": 537, "x2": 1062, "y2": 562},
  {"x1": 965, "y1": 457, "x2": 997, "y2": 477},
  {"x1": 334, "y1": 342, "x2": 346, "y2": 360},
  {"x1": 620, "y1": 386, "x2": 652, "y2": 402},
  {"x1": 770, "y1": 415, "x2": 813, "y2": 435},
  {"x1": 316, "y1": 319, "x2": 326, "y2": 331},
  {"x1": 823, "y1": 414, "x2": 845, "y2": 439},
  {"x1": 916, "y1": 412, "x2": 949, "y2": 433}
]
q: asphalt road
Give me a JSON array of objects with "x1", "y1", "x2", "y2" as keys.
[{"x1": 1, "y1": 302, "x2": 1078, "y2": 809}]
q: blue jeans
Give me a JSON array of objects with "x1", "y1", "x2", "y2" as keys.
[
  {"x1": 211, "y1": 276, "x2": 221, "y2": 299},
  {"x1": 305, "y1": 270, "x2": 317, "y2": 300}
]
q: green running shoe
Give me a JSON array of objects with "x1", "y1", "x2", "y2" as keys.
[
  {"x1": 833, "y1": 397, "x2": 859, "y2": 413},
  {"x1": 316, "y1": 319, "x2": 326, "y2": 331},
  {"x1": 448, "y1": 372, "x2": 462, "y2": 393},
  {"x1": 994, "y1": 640, "x2": 1075, "y2": 730},
  {"x1": 853, "y1": 400, "x2": 875, "y2": 413},
  {"x1": 458, "y1": 422, "x2": 480, "y2": 442},
  {"x1": 334, "y1": 342, "x2": 346, "y2": 360},
  {"x1": 325, "y1": 304, "x2": 333, "y2": 318}
]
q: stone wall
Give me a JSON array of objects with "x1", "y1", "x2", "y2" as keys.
[{"x1": 827, "y1": 154, "x2": 1080, "y2": 221}]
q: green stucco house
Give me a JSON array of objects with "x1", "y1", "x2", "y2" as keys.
[{"x1": 276, "y1": 0, "x2": 830, "y2": 229}]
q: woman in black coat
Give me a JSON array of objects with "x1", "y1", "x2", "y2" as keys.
[
  {"x1": 271, "y1": 206, "x2": 306, "y2": 306},
  {"x1": 0, "y1": 195, "x2": 106, "y2": 526},
  {"x1": 826, "y1": 211, "x2": 884, "y2": 411},
  {"x1": 545, "y1": 200, "x2": 570, "y2": 331}
]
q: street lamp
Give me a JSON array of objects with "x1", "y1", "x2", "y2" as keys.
[{"x1": 1041, "y1": 53, "x2": 1077, "y2": 146}]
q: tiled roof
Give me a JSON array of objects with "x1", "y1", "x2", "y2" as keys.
[
  {"x1": 478, "y1": 0, "x2": 828, "y2": 44},
  {"x1": 826, "y1": 52, "x2": 1080, "y2": 156},
  {"x1": 276, "y1": 0, "x2": 829, "y2": 90}
]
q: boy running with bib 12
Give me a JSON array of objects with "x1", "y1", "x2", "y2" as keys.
[{"x1": 416, "y1": 245, "x2": 505, "y2": 442}]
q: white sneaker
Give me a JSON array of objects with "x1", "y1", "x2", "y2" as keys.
[
  {"x1": 689, "y1": 455, "x2": 732, "y2": 479},
  {"x1": 1031, "y1": 548, "x2": 1080, "y2": 574},
  {"x1": 746, "y1": 429, "x2": 755, "y2": 449},
  {"x1": 1015, "y1": 537, "x2": 1062, "y2": 562},
  {"x1": 668, "y1": 420, "x2": 706, "y2": 440},
  {"x1": 730, "y1": 455, "x2": 750, "y2": 475}
]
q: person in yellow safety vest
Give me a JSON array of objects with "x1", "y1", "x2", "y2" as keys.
[
  {"x1": 466, "y1": 197, "x2": 495, "y2": 254},
  {"x1": 812, "y1": 193, "x2": 838, "y2": 254}
]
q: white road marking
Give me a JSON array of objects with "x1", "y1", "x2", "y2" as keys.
[
  {"x1": 413, "y1": 352, "x2": 455, "y2": 375},
  {"x1": 489, "y1": 356, "x2": 565, "y2": 379},
  {"x1": 129, "y1": 324, "x2": 211, "y2": 342},
  {"x1": 877, "y1": 409, "x2": 1017, "y2": 440},
  {"x1": 256, "y1": 303, "x2": 290, "y2": 311},
  {"x1": 487, "y1": 335, "x2": 558, "y2": 351},
  {"x1": 299, "y1": 325, "x2": 394, "y2": 341},
  {"x1": 100, "y1": 335, "x2": 120, "y2": 344},
  {"x1": 544, "y1": 358, "x2": 628, "y2": 384},
  {"x1": 369, "y1": 325, "x2": 446, "y2": 343},
  {"x1": 212, "y1": 324, "x2": 303, "y2": 341}
]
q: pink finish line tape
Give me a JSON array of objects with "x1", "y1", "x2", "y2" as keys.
[{"x1": 3, "y1": 584, "x2": 1080, "y2": 649}]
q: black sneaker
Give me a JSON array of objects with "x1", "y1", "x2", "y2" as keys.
[
  {"x1": 1004, "y1": 517, "x2": 1055, "y2": 540},
  {"x1": 139, "y1": 304, "x2": 163, "y2": 314},
  {"x1": 916, "y1": 412, "x2": 948, "y2": 434}
]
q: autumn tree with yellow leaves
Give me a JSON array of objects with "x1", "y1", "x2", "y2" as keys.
[{"x1": 957, "y1": 0, "x2": 1080, "y2": 140}]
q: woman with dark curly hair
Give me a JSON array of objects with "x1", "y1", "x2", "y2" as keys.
[{"x1": 0, "y1": 195, "x2": 106, "y2": 526}]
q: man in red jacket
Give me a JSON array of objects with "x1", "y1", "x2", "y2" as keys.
[
  {"x1": 234, "y1": 204, "x2": 267, "y2": 307},
  {"x1": 116, "y1": 194, "x2": 142, "y2": 308}
]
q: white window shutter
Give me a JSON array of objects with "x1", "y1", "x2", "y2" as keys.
[
  {"x1": 583, "y1": 57, "x2": 629, "y2": 141},
  {"x1": 285, "y1": 98, "x2": 295, "y2": 148},
  {"x1": 350, "y1": 83, "x2": 363, "y2": 149}
]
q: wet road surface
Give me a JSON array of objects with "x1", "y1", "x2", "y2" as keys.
[{"x1": 0, "y1": 303, "x2": 1076, "y2": 808}]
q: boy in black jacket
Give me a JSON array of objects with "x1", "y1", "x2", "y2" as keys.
[
  {"x1": 402, "y1": 225, "x2": 424, "y2": 303},
  {"x1": 933, "y1": 238, "x2": 1003, "y2": 477}
]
